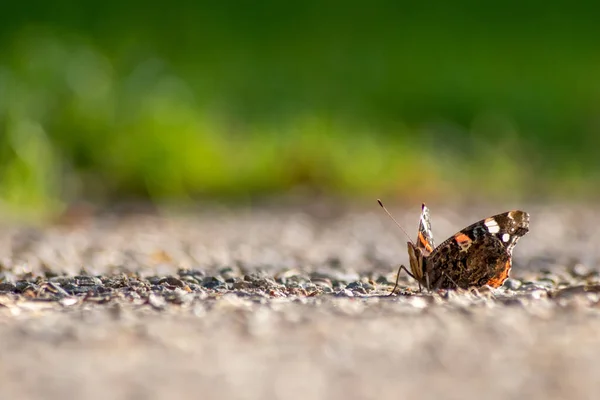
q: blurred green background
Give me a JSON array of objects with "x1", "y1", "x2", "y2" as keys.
[{"x1": 2, "y1": 1, "x2": 600, "y2": 216}]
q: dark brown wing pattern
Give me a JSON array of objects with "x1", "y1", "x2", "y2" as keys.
[{"x1": 422, "y1": 210, "x2": 529, "y2": 290}]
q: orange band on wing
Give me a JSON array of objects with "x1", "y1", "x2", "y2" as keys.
[
  {"x1": 485, "y1": 260, "x2": 512, "y2": 288},
  {"x1": 454, "y1": 233, "x2": 471, "y2": 245},
  {"x1": 418, "y1": 232, "x2": 434, "y2": 253}
]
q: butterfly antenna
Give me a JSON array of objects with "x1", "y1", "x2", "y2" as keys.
[{"x1": 377, "y1": 199, "x2": 414, "y2": 244}]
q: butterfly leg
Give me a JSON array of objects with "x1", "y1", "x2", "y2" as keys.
[
  {"x1": 435, "y1": 271, "x2": 460, "y2": 290},
  {"x1": 431, "y1": 275, "x2": 443, "y2": 291},
  {"x1": 389, "y1": 265, "x2": 417, "y2": 296},
  {"x1": 445, "y1": 272, "x2": 460, "y2": 289}
]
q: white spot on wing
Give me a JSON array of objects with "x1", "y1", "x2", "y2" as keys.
[
  {"x1": 502, "y1": 233, "x2": 510, "y2": 242},
  {"x1": 484, "y1": 218, "x2": 500, "y2": 234}
]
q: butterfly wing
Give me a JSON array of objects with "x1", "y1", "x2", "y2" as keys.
[
  {"x1": 417, "y1": 203, "x2": 435, "y2": 255},
  {"x1": 425, "y1": 210, "x2": 529, "y2": 289}
]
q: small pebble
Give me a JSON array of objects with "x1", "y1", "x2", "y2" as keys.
[
  {"x1": 362, "y1": 282, "x2": 375, "y2": 292},
  {"x1": 16, "y1": 282, "x2": 39, "y2": 293},
  {"x1": 569, "y1": 263, "x2": 592, "y2": 278},
  {"x1": 351, "y1": 287, "x2": 367, "y2": 295},
  {"x1": 346, "y1": 281, "x2": 363, "y2": 290},
  {"x1": 180, "y1": 275, "x2": 201, "y2": 285},
  {"x1": 375, "y1": 275, "x2": 391, "y2": 285},
  {"x1": 335, "y1": 289, "x2": 354, "y2": 297},
  {"x1": 158, "y1": 276, "x2": 186, "y2": 288},
  {"x1": 0, "y1": 282, "x2": 17, "y2": 292},
  {"x1": 148, "y1": 293, "x2": 166, "y2": 310},
  {"x1": 503, "y1": 278, "x2": 522, "y2": 290},
  {"x1": 312, "y1": 278, "x2": 332, "y2": 288},
  {"x1": 552, "y1": 285, "x2": 587, "y2": 299},
  {"x1": 201, "y1": 276, "x2": 226, "y2": 289},
  {"x1": 74, "y1": 276, "x2": 103, "y2": 286}
]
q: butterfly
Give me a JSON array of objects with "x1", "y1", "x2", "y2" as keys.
[{"x1": 378, "y1": 201, "x2": 530, "y2": 292}]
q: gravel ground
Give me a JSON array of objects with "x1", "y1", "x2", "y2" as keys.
[{"x1": 1, "y1": 202, "x2": 600, "y2": 400}]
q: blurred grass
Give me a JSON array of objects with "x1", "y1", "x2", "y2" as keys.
[{"x1": 1, "y1": 1, "x2": 600, "y2": 216}]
